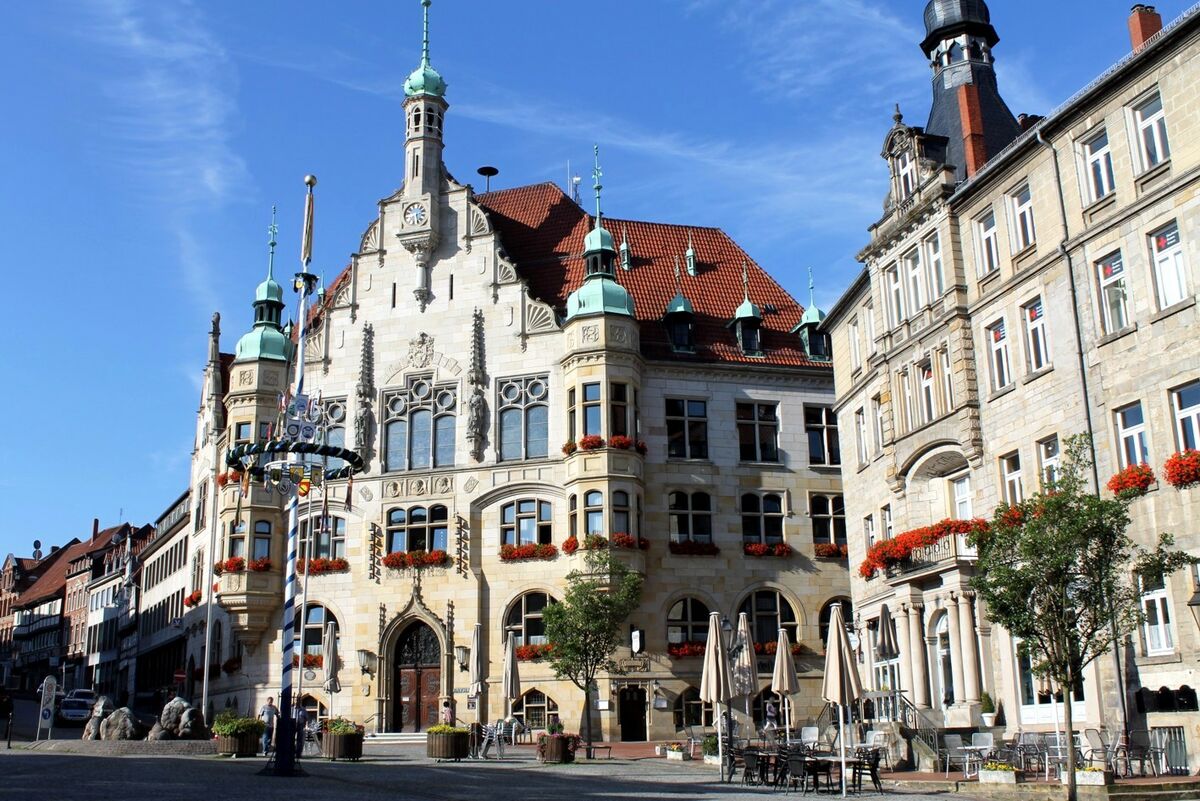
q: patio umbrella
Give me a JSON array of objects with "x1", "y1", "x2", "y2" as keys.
[
  {"x1": 699, "y1": 612, "x2": 733, "y2": 782},
  {"x1": 734, "y1": 612, "x2": 757, "y2": 720},
  {"x1": 822, "y1": 603, "x2": 862, "y2": 797},
  {"x1": 875, "y1": 605, "x2": 899, "y2": 661},
  {"x1": 322, "y1": 620, "x2": 341, "y2": 719},
  {"x1": 770, "y1": 629, "x2": 799, "y2": 743},
  {"x1": 501, "y1": 632, "x2": 522, "y2": 719},
  {"x1": 469, "y1": 623, "x2": 484, "y2": 722}
]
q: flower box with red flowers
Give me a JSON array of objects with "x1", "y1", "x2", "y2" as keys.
[
  {"x1": 293, "y1": 653, "x2": 324, "y2": 669},
  {"x1": 515, "y1": 643, "x2": 553, "y2": 661},
  {"x1": 858, "y1": 517, "x2": 989, "y2": 579},
  {"x1": 408, "y1": 549, "x2": 450, "y2": 569},
  {"x1": 744, "y1": 542, "x2": 793, "y2": 557},
  {"x1": 183, "y1": 589, "x2": 202, "y2": 608},
  {"x1": 221, "y1": 556, "x2": 246, "y2": 574},
  {"x1": 610, "y1": 532, "x2": 649, "y2": 550},
  {"x1": 585, "y1": 534, "x2": 608, "y2": 550},
  {"x1": 248, "y1": 557, "x2": 272, "y2": 572},
  {"x1": 298, "y1": 557, "x2": 350, "y2": 576},
  {"x1": 813, "y1": 543, "x2": 848, "y2": 559},
  {"x1": 667, "y1": 641, "x2": 706, "y2": 659},
  {"x1": 1106, "y1": 463, "x2": 1155, "y2": 498},
  {"x1": 754, "y1": 641, "x2": 805, "y2": 656},
  {"x1": 562, "y1": 536, "x2": 580, "y2": 555},
  {"x1": 1164, "y1": 450, "x2": 1200, "y2": 489},
  {"x1": 609, "y1": 435, "x2": 634, "y2": 451},
  {"x1": 578, "y1": 435, "x2": 605, "y2": 451},
  {"x1": 561, "y1": 440, "x2": 578, "y2": 456},
  {"x1": 669, "y1": 540, "x2": 720, "y2": 556},
  {"x1": 499, "y1": 543, "x2": 558, "y2": 562}
]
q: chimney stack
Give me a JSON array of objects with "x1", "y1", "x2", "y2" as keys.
[
  {"x1": 92, "y1": 518, "x2": 100, "y2": 542},
  {"x1": 1129, "y1": 5, "x2": 1163, "y2": 51},
  {"x1": 957, "y1": 84, "x2": 988, "y2": 178}
]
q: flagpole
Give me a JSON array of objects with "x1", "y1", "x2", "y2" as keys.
[{"x1": 275, "y1": 175, "x2": 319, "y2": 776}]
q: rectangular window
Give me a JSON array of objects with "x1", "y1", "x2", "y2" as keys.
[
  {"x1": 886, "y1": 265, "x2": 905, "y2": 327},
  {"x1": 1140, "y1": 571, "x2": 1175, "y2": 656},
  {"x1": 1023, "y1": 297, "x2": 1050, "y2": 372},
  {"x1": 1151, "y1": 222, "x2": 1187, "y2": 309},
  {"x1": 1116, "y1": 402, "x2": 1149, "y2": 468},
  {"x1": 1039, "y1": 435, "x2": 1060, "y2": 487},
  {"x1": 849, "y1": 318, "x2": 861, "y2": 370},
  {"x1": 940, "y1": 348, "x2": 954, "y2": 412},
  {"x1": 1084, "y1": 129, "x2": 1115, "y2": 201},
  {"x1": 977, "y1": 209, "x2": 1000, "y2": 276},
  {"x1": 1096, "y1": 251, "x2": 1130, "y2": 333},
  {"x1": 1001, "y1": 452, "x2": 1023, "y2": 505},
  {"x1": 810, "y1": 494, "x2": 846, "y2": 544},
  {"x1": 897, "y1": 149, "x2": 917, "y2": 198},
  {"x1": 951, "y1": 475, "x2": 972, "y2": 518},
  {"x1": 194, "y1": 481, "x2": 208, "y2": 533},
  {"x1": 1173, "y1": 381, "x2": 1200, "y2": 450},
  {"x1": 582, "y1": 382, "x2": 602, "y2": 436},
  {"x1": 864, "y1": 303, "x2": 877, "y2": 353},
  {"x1": 864, "y1": 514, "x2": 877, "y2": 548},
  {"x1": 803, "y1": 406, "x2": 839, "y2": 465},
  {"x1": 919, "y1": 361, "x2": 936, "y2": 423},
  {"x1": 924, "y1": 232, "x2": 944, "y2": 299},
  {"x1": 871, "y1": 395, "x2": 884, "y2": 454},
  {"x1": 904, "y1": 249, "x2": 924, "y2": 312},
  {"x1": 234, "y1": 422, "x2": 251, "y2": 445},
  {"x1": 737, "y1": 402, "x2": 780, "y2": 462},
  {"x1": 567, "y1": 387, "x2": 576, "y2": 441},
  {"x1": 882, "y1": 505, "x2": 893, "y2": 540},
  {"x1": 855, "y1": 408, "x2": 868, "y2": 465},
  {"x1": 666, "y1": 399, "x2": 708, "y2": 459},
  {"x1": 1134, "y1": 92, "x2": 1171, "y2": 170},
  {"x1": 610, "y1": 383, "x2": 629, "y2": 437},
  {"x1": 1011, "y1": 185, "x2": 1036, "y2": 251},
  {"x1": 900, "y1": 370, "x2": 916, "y2": 432},
  {"x1": 987, "y1": 319, "x2": 1012, "y2": 391}
]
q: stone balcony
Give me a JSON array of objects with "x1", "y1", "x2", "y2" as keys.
[
  {"x1": 216, "y1": 570, "x2": 282, "y2": 647},
  {"x1": 885, "y1": 534, "x2": 976, "y2": 584},
  {"x1": 563, "y1": 446, "x2": 643, "y2": 481}
]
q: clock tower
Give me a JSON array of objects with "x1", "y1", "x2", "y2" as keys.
[{"x1": 398, "y1": 0, "x2": 447, "y2": 311}]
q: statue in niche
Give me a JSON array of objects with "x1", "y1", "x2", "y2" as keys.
[{"x1": 466, "y1": 388, "x2": 486, "y2": 462}]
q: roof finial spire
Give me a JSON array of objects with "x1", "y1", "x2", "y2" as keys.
[
  {"x1": 742, "y1": 260, "x2": 750, "y2": 301},
  {"x1": 266, "y1": 204, "x2": 278, "y2": 281},
  {"x1": 893, "y1": 102, "x2": 903, "y2": 124},
  {"x1": 808, "y1": 266, "x2": 816, "y2": 308},
  {"x1": 421, "y1": 0, "x2": 432, "y2": 67},
  {"x1": 592, "y1": 143, "x2": 603, "y2": 227},
  {"x1": 674, "y1": 256, "x2": 683, "y2": 293}
]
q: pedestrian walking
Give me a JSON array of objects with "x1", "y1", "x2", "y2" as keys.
[
  {"x1": 258, "y1": 697, "x2": 278, "y2": 756},
  {"x1": 293, "y1": 704, "x2": 309, "y2": 759}
]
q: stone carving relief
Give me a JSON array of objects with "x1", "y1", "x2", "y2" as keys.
[
  {"x1": 611, "y1": 325, "x2": 628, "y2": 344},
  {"x1": 354, "y1": 323, "x2": 376, "y2": 467},
  {"x1": 383, "y1": 477, "x2": 456, "y2": 499},
  {"x1": 581, "y1": 325, "x2": 600, "y2": 343},
  {"x1": 360, "y1": 219, "x2": 380, "y2": 253},
  {"x1": 525, "y1": 299, "x2": 558, "y2": 333},
  {"x1": 468, "y1": 204, "x2": 490, "y2": 236},
  {"x1": 238, "y1": 370, "x2": 253, "y2": 387},
  {"x1": 407, "y1": 333, "x2": 435, "y2": 369},
  {"x1": 496, "y1": 257, "x2": 517, "y2": 285},
  {"x1": 465, "y1": 309, "x2": 488, "y2": 462}
]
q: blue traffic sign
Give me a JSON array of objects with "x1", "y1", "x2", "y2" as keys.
[{"x1": 41, "y1": 708, "x2": 51, "y2": 721}]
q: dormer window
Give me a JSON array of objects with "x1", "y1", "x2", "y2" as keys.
[
  {"x1": 897, "y1": 149, "x2": 918, "y2": 199},
  {"x1": 738, "y1": 319, "x2": 762, "y2": 356},
  {"x1": 667, "y1": 318, "x2": 693, "y2": 352}
]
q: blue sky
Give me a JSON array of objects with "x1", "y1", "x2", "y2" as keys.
[{"x1": 0, "y1": 0, "x2": 1187, "y2": 556}]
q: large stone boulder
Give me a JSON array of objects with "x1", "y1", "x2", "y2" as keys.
[
  {"x1": 81, "y1": 696, "x2": 115, "y2": 740},
  {"x1": 178, "y1": 707, "x2": 207, "y2": 740},
  {"x1": 147, "y1": 722, "x2": 174, "y2": 741},
  {"x1": 100, "y1": 707, "x2": 148, "y2": 741},
  {"x1": 159, "y1": 697, "x2": 190, "y2": 733}
]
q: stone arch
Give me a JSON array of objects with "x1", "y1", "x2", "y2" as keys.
[
  {"x1": 899, "y1": 441, "x2": 969, "y2": 482},
  {"x1": 377, "y1": 591, "x2": 451, "y2": 732}
]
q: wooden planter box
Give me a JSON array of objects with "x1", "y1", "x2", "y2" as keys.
[
  {"x1": 538, "y1": 735, "x2": 576, "y2": 764},
  {"x1": 427, "y1": 731, "x2": 469, "y2": 761},
  {"x1": 216, "y1": 732, "x2": 258, "y2": 757},
  {"x1": 1062, "y1": 771, "x2": 1114, "y2": 786},
  {"x1": 979, "y1": 769, "x2": 1022, "y2": 784},
  {"x1": 323, "y1": 731, "x2": 364, "y2": 761}
]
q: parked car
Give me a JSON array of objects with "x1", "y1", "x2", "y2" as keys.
[
  {"x1": 65, "y1": 689, "x2": 96, "y2": 705},
  {"x1": 56, "y1": 698, "x2": 93, "y2": 725}
]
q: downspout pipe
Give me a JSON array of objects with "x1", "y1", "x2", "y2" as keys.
[{"x1": 1035, "y1": 127, "x2": 1128, "y2": 740}]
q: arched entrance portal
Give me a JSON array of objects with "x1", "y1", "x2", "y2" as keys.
[{"x1": 392, "y1": 621, "x2": 441, "y2": 732}]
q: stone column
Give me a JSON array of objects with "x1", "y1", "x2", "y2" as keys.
[
  {"x1": 908, "y1": 604, "x2": 930, "y2": 708},
  {"x1": 946, "y1": 593, "x2": 966, "y2": 706},
  {"x1": 958, "y1": 592, "x2": 981, "y2": 703},
  {"x1": 895, "y1": 604, "x2": 914, "y2": 703}
]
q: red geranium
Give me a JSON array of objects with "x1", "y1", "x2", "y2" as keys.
[
  {"x1": 561, "y1": 440, "x2": 578, "y2": 456},
  {"x1": 248, "y1": 557, "x2": 272, "y2": 572},
  {"x1": 408, "y1": 550, "x2": 450, "y2": 569},
  {"x1": 500, "y1": 543, "x2": 559, "y2": 562},
  {"x1": 299, "y1": 557, "x2": 350, "y2": 575},
  {"x1": 635, "y1": 440, "x2": 648, "y2": 456},
  {"x1": 585, "y1": 534, "x2": 608, "y2": 550},
  {"x1": 813, "y1": 543, "x2": 842, "y2": 559},
  {"x1": 183, "y1": 589, "x2": 202, "y2": 608},
  {"x1": 669, "y1": 540, "x2": 720, "y2": 556},
  {"x1": 743, "y1": 543, "x2": 769, "y2": 557},
  {"x1": 515, "y1": 644, "x2": 553, "y2": 661},
  {"x1": 578, "y1": 435, "x2": 605, "y2": 451},
  {"x1": 858, "y1": 517, "x2": 989, "y2": 579},
  {"x1": 562, "y1": 536, "x2": 579, "y2": 555},
  {"x1": 222, "y1": 556, "x2": 246, "y2": 574},
  {"x1": 1106, "y1": 463, "x2": 1155, "y2": 498},
  {"x1": 1164, "y1": 450, "x2": 1200, "y2": 489},
  {"x1": 667, "y1": 641, "x2": 706, "y2": 659},
  {"x1": 609, "y1": 435, "x2": 634, "y2": 450}
]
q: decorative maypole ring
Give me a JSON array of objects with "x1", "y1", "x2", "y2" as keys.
[{"x1": 225, "y1": 440, "x2": 365, "y2": 481}]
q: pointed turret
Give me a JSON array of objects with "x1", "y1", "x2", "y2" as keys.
[
  {"x1": 663, "y1": 257, "x2": 695, "y2": 352},
  {"x1": 565, "y1": 146, "x2": 634, "y2": 320},
  {"x1": 235, "y1": 207, "x2": 294, "y2": 363},
  {"x1": 728, "y1": 261, "x2": 763, "y2": 355},
  {"x1": 793, "y1": 267, "x2": 830, "y2": 360}
]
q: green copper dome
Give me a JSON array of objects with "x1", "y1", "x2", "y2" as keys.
[
  {"x1": 566, "y1": 275, "x2": 635, "y2": 320},
  {"x1": 235, "y1": 325, "x2": 293, "y2": 363},
  {"x1": 256, "y1": 276, "x2": 284, "y2": 303},
  {"x1": 800, "y1": 303, "x2": 826, "y2": 326},
  {"x1": 665, "y1": 292, "x2": 694, "y2": 315},
  {"x1": 584, "y1": 224, "x2": 615, "y2": 254},
  {"x1": 733, "y1": 297, "x2": 762, "y2": 321},
  {"x1": 404, "y1": 61, "x2": 446, "y2": 98}
]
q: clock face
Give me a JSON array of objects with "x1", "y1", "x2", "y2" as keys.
[{"x1": 404, "y1": 203, "x2": 428, "y2": 226}]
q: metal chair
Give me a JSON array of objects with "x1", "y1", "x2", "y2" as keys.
[
  {"x1": 1127, "y1": 729, "x2": 1163, "y2": 777},
  {"x1": 852, "y1": 747, "x2": 884, "y2": 793},
  {"x1": 799, "y1": 726, "x2": 819, "y2": 752},
  {"x1": 479, "y1": 720, "x2": 505, "y2": 759},
  {"x1": 1083, "y1": 728, "x2": 1113, "y2": 770},
  {"x1": 683, "y1": 725, "x2": 703, "y2": 757},
  {"x1": 786, "y1": 752, "x2": 814, "y2": 794},
  {"x1": 942, "y1": 733, "x2": 972, "y2": 777}
]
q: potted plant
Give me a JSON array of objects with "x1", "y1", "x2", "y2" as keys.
[
  {"x1": 212, "y1": 709, "x2": 263, "y2": 757},
  {"x1": 608, "y1": 435, "x2": 633, "y2": 450},
  {"x1": 426, "y1": 723, "x2": 470, "y2": 761},
  {"x1": 1106, "y1": 463, "x2": 1155, "y2": 498},
  {"x1": 979, "y1": 761, "x2": 1021, "y2": 784},
  {"x1": 666, "y1": 741, "x2": 690, "y2": 761},
  {"x1": 536, "y1": 722, "x2": 580, "y2": 764},
  {"x1": 322, "y1": 716, "x2": 365, "y2": 761},
  {"x1": 702, "y1": 735, "x2": 720, "y2": 765},
  {"x1": 1062, "y1": 766, "x2": 1114, "y2": 786},
  {"x1": 1164, "y1": 450, "x2": 1200, "y2": 489},
  {"x1": 980, "y1": 692, "x2": 997, "y2": 727},
  {"x1": 578, "y1": 435, "x2": 605, "y2": 451}
]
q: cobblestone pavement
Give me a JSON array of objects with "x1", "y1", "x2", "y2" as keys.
[{"x1": 1, "y1": 744, "x2": 972, "y2": 801}]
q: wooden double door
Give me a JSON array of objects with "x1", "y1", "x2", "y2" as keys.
[{"x1": 392, "y1": 621, "x2": 441, "y2": 732}]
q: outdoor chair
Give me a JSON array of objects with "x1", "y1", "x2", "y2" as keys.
[
  {"x1": 1127, "y1": 729, "x2": 1163, "y2": 777},
  {"x1": 742, "y1": 749, "x2": 761, "y2": 786},
  {"x1": 868, "y1": 730, "x2": 892, "y2": 771},
  {"x1": 1015, "y1": 731, "x2": 1045, "y2": 774},
  {"x1": 851, "y1": 746, "x2": 884, "y2": 793},
  {"x1": 971, "y1": 731, "x2": 994, "y2": 760},
  {"x1": 683, "y1": 725, "x2": 704, "y2": 757},
  {"x1": 479, "y1": 721, "x2": 505, "y2": 759},
  {"x1": 786, "y1": 753, "x2": 814, "y2": 794},
  {"x1": 942, "y1": 733, "x2": 973, "y2": 777},
  {"x1": 1083, "y1": 728, "x2": 1113, "y2": 770},
  {"x1": 799, "y1": 726, "x2": 820, "y2": 752}
]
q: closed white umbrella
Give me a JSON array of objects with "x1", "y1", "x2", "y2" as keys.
[
  {"x1": 501, "y1": 632, "x2": 522, "y2": 718},
  {"x1": 322, "y1": 621, "x2": 340, "y2": 719},
  {"x1": 771, "y1": 629, "x2": 799, "y2": 743},
  {"x1": 469, "y1": 623, "x2": 484, "y2": 721},
  {"x1": 699, "y1": 612, "x2": 733, "y2": 782},
  {"x1": 734, "y1": 612, "x2": 758, "y2": 723},
  {"x1": 822, "y1": 603, "x2": 862, "y2": 797}
]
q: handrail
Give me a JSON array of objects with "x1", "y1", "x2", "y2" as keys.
[{"x1": 895, "y1": 693, "x2": 941, "y2": 760}]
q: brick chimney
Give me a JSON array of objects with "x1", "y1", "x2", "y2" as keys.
[
  {"x1": 1129, "y1": 5, "x2": 1163, "y2": 51},
  {"x1": 92, "y1": 518, "x2": 100, "y2": 542},
  {"x1": 957, "y1": 83, "x2": 988, "y2": 178}
]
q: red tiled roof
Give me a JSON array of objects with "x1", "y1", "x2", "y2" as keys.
[
  {"x1": 476, "y1": 182, "x2": 825, "y2": 368},
  {"x1": 16, "y1": 527, "x2": 125, "y2": 609}
]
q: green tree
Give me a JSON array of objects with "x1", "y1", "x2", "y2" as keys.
[
  {"x1": 969, "y1": 435, "x2": 1192, "y2": 801},
  {"x1": 542, "y1": 547, "x2": 643, "y2": 755}
]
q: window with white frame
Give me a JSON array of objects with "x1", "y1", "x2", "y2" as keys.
[
  {"x1": 919, "y1": 361, "x2": 936, "y2": 423},
  {"x1": 905, "y1": 248, "x2": 924, "y2": 312},
  {"x1": 1096, "y1": 251, "x2": 1130, "y2": 333},
  {"x1": 940, "y1": 348, "x2": 954, "y2": 411},
  {"x1": 1023, "y1": 297, "x2": 1050, "y2": 372},
  {"x1": 987, "y1": 319, "x2": 1012, "y2": 391},
  {"x1": 1139, "y1": 570, "x2": 1175, "y2": 656},
  {"x1": 864, "y1": 302, "x2": 877, "y2": 353},
  {"x1": 1039, "y1": 436, "x2": 1060, "y2": 487},
  {"x1": 1134, "y1": 91, "x2": 1170, "y2": 170},
  {"x1": 300, "y1": 515, "x2": 346, "y2": 560},
  {"x1": 855, "y1": 408, "x2": 868, "y2": 465},
  {"x1": 1011, "y1": 185, "x2": 1036, "y2": 251},
  {"x1": 849, "y1": 318, "x2": 861, "y2": 370},
  {"x1": 951, "y1": 475, "x2": 972, "y2": 518},
  {"x1": 924, "y1": 232, "x2": 945, "y2": 299},
  {"x1": 1000, "y1": 452, "x2": 1023, "y2": 505},
  {"x1": 1115, "y1": 402, "x2": 1149, "y2": 468},
  {"x1": 864, "y1": 514, "x2": 877, "y2": 548},
  {"x1": 1083, "y1": 129, "x2": 1115, "y2": 201},
  {"x1": 1150, "y1": 222, "x2": 1187, "y2": 309},
  {"x1": 900, "y1": 369, "x2": 916, "y2": 432},
  {"x1": 897, "y1": 149, "x2": 918, "y2": 199},
  {"x1": 977, "y1": 209, "x2": 1000, "y2": 275},
  {"x1": 1173, "y1": 381, "x2": 1200, "y2": 450},
  {"x1": 882, "y1": 505, "x2": 893, "y2": 539},
  {"x1": 871, "y1": 395, "x2": 885, "y2": 454},
  {"x1": 500, "y1": 500, "x2": 553, "y2": 547},
  {"x1": 804, "y1": 406, "x2": 839, "y2": 466},
  {"x1": 886, "y1": 265, "x2": 905, "y2": 326}
]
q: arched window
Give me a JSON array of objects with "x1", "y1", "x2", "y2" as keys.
[
  {"x1": 322, "y1": 399, "x2": 347, "y2": 470},
  {"x1": 584, "y1": 491, "x2": 604, "y2": 536},
  {"x1": 412, "y1": 107, "x2": 422, "y2": 134},
  {"x1": 300, "y1": 516, "x2": 346, "y2": 560},
  {"x1": 252, "y1": 520, "x2": 271, "y2": 560},
  {"x1": 667, "y1": 597, "x2": 710, "y2": 645},
  {"x1": 501, "y1": 500, "x2": 552, "y2": 546},
  {"x1": 669, "y1": 491, "x2": 712, "y2": 543},
  {"x1": 738, "y1": 589, "x2": 799, "y2": 648},
  {"x1": 386, "y1": 505, "x2": 449, "y2": 553},
  {"x1": 673, "y1": 686, "x2": 714, "y2": 729},
  {"x1": 383, "y1": 377, "x2": 457, "y2": 471},
  {"x1": 506, "y1": 592, "x2": 556, "y2": 646},
  {"x1": 612, "y1": 491, "x2": 631, "y2": 535},
  {"x1": 741, "y1": 493, "x2": 784, "y2": 544},
  {"x1": 295, "y1": 603, "x2": 338, "y2": 663},
  {"x1": 512, "y1": 689, "x2": 558, "y2": 730},
  {"x1": 498, "y1": 376, "x2": 549, "y2": 461},
  {"x1": 818, "y1": 598, "x2": 854, "y2": 645},
  {"x1": 810, "y1": 494, "x2": 846, "y2": 544}
]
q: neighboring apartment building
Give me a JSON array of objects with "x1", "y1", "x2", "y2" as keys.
[
  {"x1": 133, "y1": 490, "x2": 190, "y2": 710},
  {"x1": 85, "y1": 525, "x2": 151, "y2": 704},
  {"x1": 180, "y1": 2, "x2": 849, "y2": 741},
  {"x1": 822, "y1": 1, "x2": 1200, "y2": 769},
  {"x1": 1, "y1": 545, "x2": 74, "y2": 688}
]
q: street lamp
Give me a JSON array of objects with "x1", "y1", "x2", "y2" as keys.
[
  {"x1": 356, "y1": 649, "x2": 377, "y2": 677},
  {"x1": 454, "y1": 645, "x2": 470, "y2": 672}
]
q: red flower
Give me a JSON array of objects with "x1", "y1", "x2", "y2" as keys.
[
  {"x1": 1164, "y1": 450, "x2": 1200, "y2": 490},
  {"x1": 858, "y1": 517, "x2": 989, "y2": 579},
  {"x1": 500, "y1": 543, "x2": 559, "y2": 562},
  {"x1": 406, "y1": 550, "x2": 450, "y2": 569},
  {"x1": 299, "y1": 557, "x2": 350, "y2": 575},
  {"x1": 813, "y1": 543, "x2": 842, "y2": 559},
  {"x1": 515, "y1": 643, "x2": 553, "y2": 661},
  {"x1": 585, "y1": 534, "x2": 608, "y2": 550},
  {"x1": 609, "y1": 435, "x2": 634, "y2": 450},
  {"x1": 578, "y1": 435, "x2": 605, "y2": 451},
  {"x1": 669, "y1": 540, "x2": 720, "y2": 556},
  {"x1": 382, "y1": 551, "x2": 408, "y2": 569},
  {"x1": 248, "y1": 557, "x2": 272, "y2": 572},
  {"x1": 222, "y1": 556, "x2": 246, "y2": 574},
  {"x1": 561, "y1": 440, "x2": 578, "y2": 456},
  {"x1": 667, "y1": 641, "x2": 706, "y2": 659},
  {"x1": 562, "y1": 536, "x2": 579, "y2": 555},
  {"x1": 1106, "y1": 463, "x2": 1155, "y2": 498},
  {"x1": 611, "y1": 532, "x2": 637, "y2": 549},
  {"x1": 743, "y1": 543, "x2": 769, "y2": 557},
  {"x1": 183, "y1": 589, "x2": 202, "y2": 608},
  {"x1": 635, "y1": 440, "x2": 648, "y2": 456}
]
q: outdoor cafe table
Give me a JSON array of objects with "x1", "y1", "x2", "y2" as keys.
[{"x1": 808, "y1": 753, "x2": 864, "y2": 793}]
